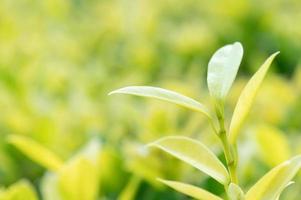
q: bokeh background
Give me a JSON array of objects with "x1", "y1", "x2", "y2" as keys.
[{"x1": 0, "y1": 0, "x2": 301, "y2": 199}]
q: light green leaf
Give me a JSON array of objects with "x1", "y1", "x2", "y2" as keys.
[
  {"x1": 207, "y1": 42, "x2": 243, "y2": 99},
  {"x1": 228, "y1": 183, "x2": 245, "y2": 200},
  {"x1": 7, "y1": 135, "x2": 63, "y2": 171},
  {"x1": 0, "y1": 180, "x2": 38, "y2": 200},
  {"x1": 276, "y1": 181, "x2": 294, "y2": 200},
  {"x1": 109, "y1": 86, "x2": 211, "y2": 118},
  {"x1": 148, "y1": 136, "x2": 229, "y2": 185},
  {"x1": 245, "y1": 155, "x2": 301, "y2": 200},
  {"x1": 58, "y1": 157, "x2": 99, "y2": 200},
  {"x1": 229, "y1": 52, "x2": 279, "y2": 144},
  {"x1": 158, "y1": 179, "x2": 223, "y2": 200},
  {"x1": 118, "y1": 176, "x2": 141, "y2": 200}
]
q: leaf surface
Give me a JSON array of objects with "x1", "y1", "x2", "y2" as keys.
[
  {"x1": 207, "y1": 42, "x2": 243, "y2": 99},
  {"x1": 229, "y1": 52, "x2": 279, "y2": 144},
  {"x1": 109, "y1": 86, "x2": 211, "y2": 118},
  {"x1": 8, "y1": 135, "x2": 63, "y2": 171},
  {"x1": 148, "y1": 136, "x2": 229, "y2": 184},
  {"x1": 159, "y1": 179, "x2": 223, "y2": 200},
  {"x1": 245, "y1": 155, "x2": 301, "y2": 200}
]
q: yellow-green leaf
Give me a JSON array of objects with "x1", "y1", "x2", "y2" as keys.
[
  {"x1": 229, "y1": 52, "x2": 279, "y2": 144},
  {"x1": 228, "y1": 183, "x2": 245, "y2": 200},
  {"x1": 207, "y1": 42, "x2": 243, "y2": 99},
  {"x1": 255, "y1": 125, "x2": 291, "y2": 167},
  {"x1": 276, "y1": 181, "x2": 294, "y2": 200},
  {"x1": 7, "y1": 135, "x2": 63, "y2": 171},
  {"x1": 109, "y1": 86, "x2": 211, "y2": 118},
  {"x1": 159, "y1": 179, "x2": 223, "y2": 200},
  {"x1": 0, "y1": 180, "x2": 38, "y2": 200},
  {"x1": 245, "y1": 155, "x2": 301, "y2": 200},
  {"x1": 118, "y1": 176, "x2": 141, "y2": 200},
  {"x1": 148, "y1": 136, "x2": 229, "y2": 185}
]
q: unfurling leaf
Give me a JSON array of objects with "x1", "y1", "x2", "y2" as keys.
[
  {"x1": 109, "y1": 86, "x2": 211, "y2": 118},
  {"x1": 228, "y1": 183, "x2": 245, "y2": 200},
  {"x1": 7, "y1": 135, "x2": 63, "y2": 171},
  {"x1": 148, "y1": 136, "x2": 229, "y2": 185},
  {"x1": 207, "y1": 42, "x2": 243, "y2": 100},
  {"x1": 158, "y1": 179, "x2": 223, "y2": 200},
  {"x1": 229, "y1": 52, "x2": 279, "y2": 144},
  {"x1": 245, "y1": 155, "x2": 301, "y2": 200}
]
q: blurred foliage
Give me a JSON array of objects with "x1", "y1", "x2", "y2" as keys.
[{"x1": 0, "y1": 0, "x2": 301, "y2": 199}]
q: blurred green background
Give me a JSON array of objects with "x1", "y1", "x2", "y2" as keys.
[{"x1": 0, "y1": 0, "x2": 301, "y2": 199}]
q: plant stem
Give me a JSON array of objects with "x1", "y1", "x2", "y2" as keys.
[{"x1": 215, "y1": 102, "x2": 238, "y2": 185}]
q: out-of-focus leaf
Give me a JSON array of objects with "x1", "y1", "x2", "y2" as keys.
[
  {"x1": 41, "y1": 172, "x2": 62, "y2": 200},
  {"x1": 109, "y1": 86, "x2": 211, "y2": 118},
  {"x1": 229, "y1": 52, "x2": 279, "y2": 144},
  {"x1": 41, "y1": 139, "x2": 102, "y2": 200},
  {"x1": 158, "y1": 179, "x2": 223, "y2": 200},
  {"x1": 276, "y1": 181, "x2": 294, "y2": 200},
  {"x1": 7, "y1": 135, "x2": 63, "y2": 171},
  {"x1": 255, "y1": 125, "x2": 291, "y2": 167},
  {"x1": 0, "y1": 180, "x2": 38, "y2": 200},
  {"x1": 228, "y1": 183, "x2": 245, "y2": 200},
  {"x1": 118, "y1": 176, "x2": 141, "y2": 200},
  {"x1": 207, "y1": 42, "x2": 243, "y2": 99},
  {"x1": 58, "y1": 157, "x2": 99, "y2": 200},
  {"x1": 148, "y1": 136, "x2": 229, "y2": 185},
  {"x1": 245, "y1": 155, "x2": 301, "y2": 200}
]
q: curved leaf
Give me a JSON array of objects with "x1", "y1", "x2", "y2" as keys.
[
  {"x1": 245, "y1": 155, "x2": 301, "y2": 200},
  {"x1": 229, "y1": 52, "x2": 279, "y2": 144},
  {"x1": 148, "y1": 136, "x2": 229, "y2": 185},
  {"x1": 159, "y1": 179, "x2": 223, "y2": 200},
  {"x1": 207, "y1": 42, "x2": 243, "y2": 99},
  {"x1": 0, "y1": 180, "x2": 38, "y2": 200},
  {"x1": 276, "y1": 181, "x2": 294, "y2": 200},
  {"x1": 109, "y1": 86, "x2": 211, "y2": 118},
  {"x1": 7, "y1": 135, "x2": 63, "y2": 171}
]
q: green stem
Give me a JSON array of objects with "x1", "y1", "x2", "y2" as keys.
[{"x1": 215, "y1": 102, "x2": 238, "y2": 185}]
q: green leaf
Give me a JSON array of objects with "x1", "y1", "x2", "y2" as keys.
[
  {"x1": 207, "y1": 42, "x2": 243, "y2": 100},
  {"x1": 109, "y1": 86, "x2": 211, "y2": 118},
  {"x1": 7, "y1": 135, "x2": 63, "y2": 171},
  {"x1": 158, "y1": 179, "x2": 223, "y2": 200},
  {"x1": 229, "y1": 52, "x2": 279, "y2": 144},
  {"x1": 118, "y1": 176, "x2": 141, "y2": 200},
  {"x1": 228, "y1": 183, "x2": 245, "y2": 200},
  {"x1": 148, "y1": 136, "x2": 229, "y2": 185},
  {"x1": 0, "y1": 180, "x2": 38, "y2": 200},
  {"x1": 245, "y1": 155, "x2": 301, "y2": 200},
  {"x1": 276, "y1": 181, "x2": 294, "y2": 200}
]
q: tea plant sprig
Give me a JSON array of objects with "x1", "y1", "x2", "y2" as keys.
[{"x1": 110, "y1": 42, "x2": 301, "y2": 200}]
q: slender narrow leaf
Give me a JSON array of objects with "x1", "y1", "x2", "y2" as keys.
[
  {"x1": 207, "y1": 42, "x2": 243, "y2": 99},
  {"x1": 159, "y1": 179, "x2": 223, "y2": 200},
  {"x1": 276, "y1": 181, "x2": 294, "y2": 200},
  {"x1": 245, "y1": 155, "x2": 301, "y2": 200},
  {"x1": 148, "y1": 136, "x2": 229, "y2": 185},
  {"x1": 229, "y1": 52, "x2": 279, "y2": 144},
  {"x1": 7, "y1": 135, "x2": 63, "y2": 171},
  {"x1": 109, "y1": 86, "x2": 211, "y2": 118}
]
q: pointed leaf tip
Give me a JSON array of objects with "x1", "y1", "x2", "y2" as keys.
[
  {"x1": 109, "y1": 86, "x2": 211, "y2": 118},
  {"x1": 229, "y1": 52, "x2": 279, "y2": 144}
]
